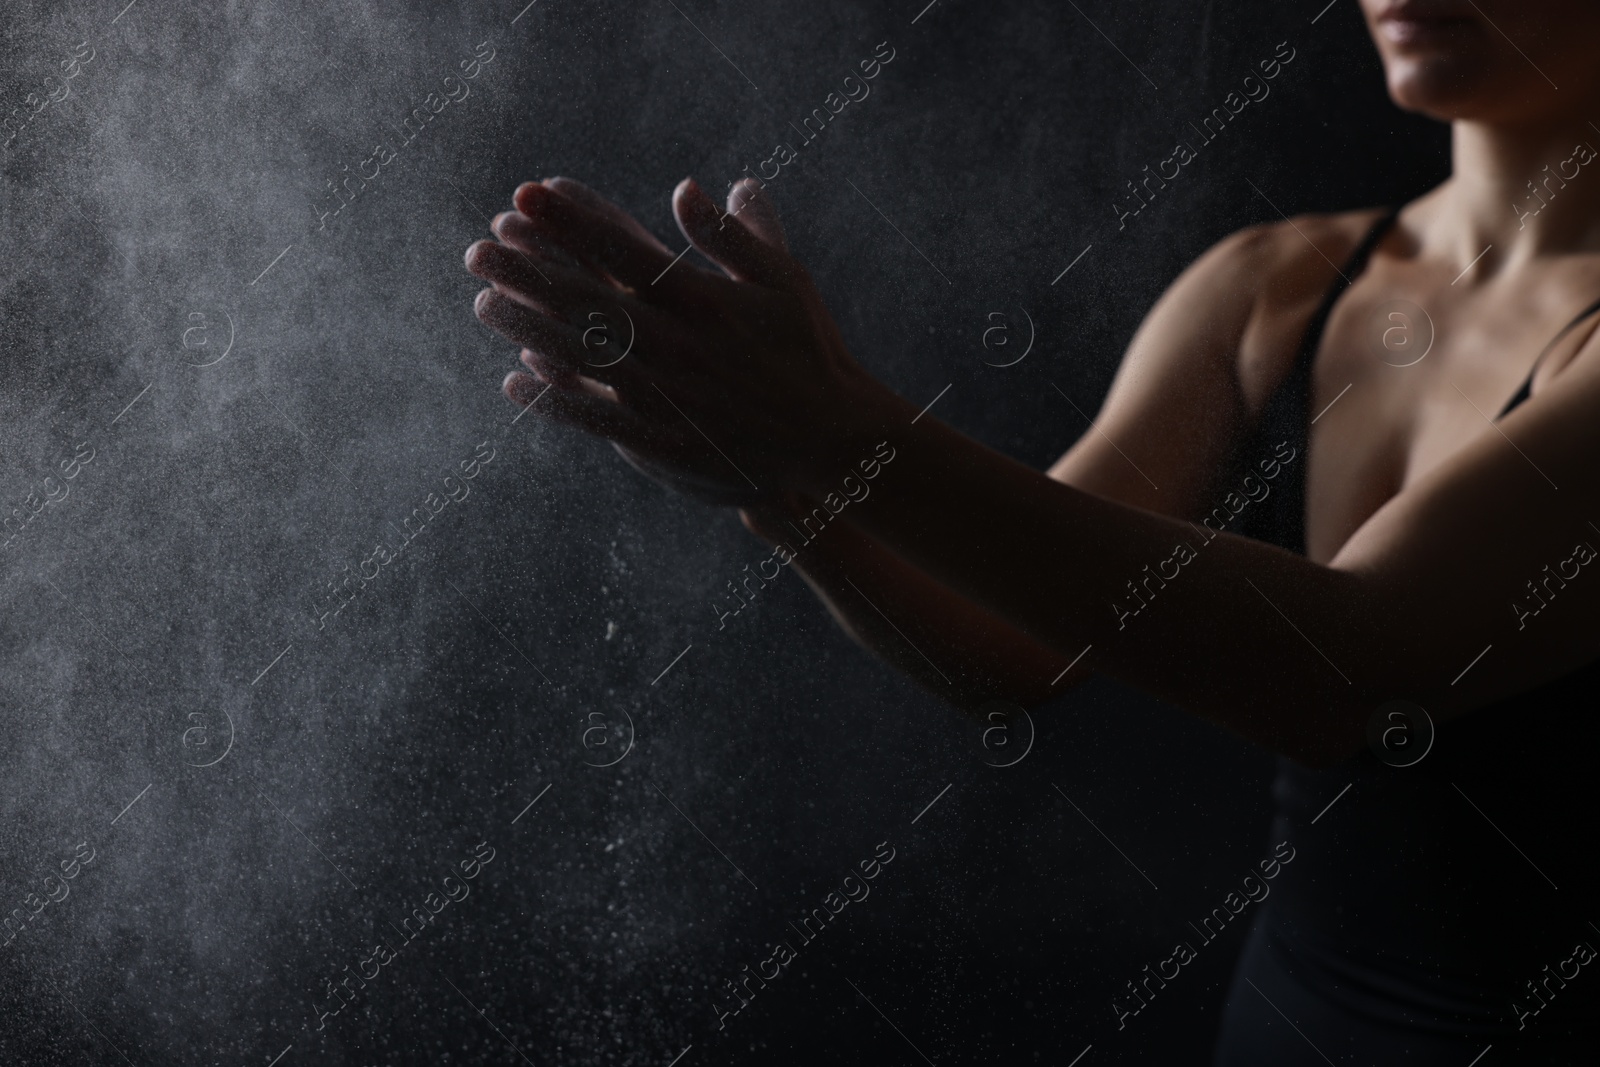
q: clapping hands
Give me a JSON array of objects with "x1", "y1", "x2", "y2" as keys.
[{"x1": 465, "y1": 176, "x2": 892, "y2": 506}]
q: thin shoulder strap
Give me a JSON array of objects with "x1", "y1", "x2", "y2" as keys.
[
  {"x1": 1290, "y1": 206, "x2": 1402, "y2": 376},
  {"x1": 1496, "y1": 294, "x2": 1600, "y2": 418},
  {"x1": 1247, "y1": 207, "x2": 1402, "y2": 558}
]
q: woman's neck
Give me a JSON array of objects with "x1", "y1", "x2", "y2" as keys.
[{"x1": 1440, "y1": 114, "x2": 1600, "y2": 271}]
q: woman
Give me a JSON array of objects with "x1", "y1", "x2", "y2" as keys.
[{"x1": 465, "y1": 0, "x2": 1600, "y2": 1061}]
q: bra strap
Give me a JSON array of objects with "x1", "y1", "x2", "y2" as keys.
[
  {"x1": 1290, "y1": 206, "x2": 1402, "y2": 378},
  {"x1": 1251, "y1": 206, "x2": 1402, "y2": 557},
  {"x1": 1495, "y1": 293, "x2": 1600, "y2": 418}
]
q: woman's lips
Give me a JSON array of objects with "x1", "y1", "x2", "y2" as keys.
[{"x1": 1378, "y1": 15, "x2": 1472, "y2": 46}]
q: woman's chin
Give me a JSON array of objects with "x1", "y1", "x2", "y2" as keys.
[
  {"x1": 1385, "y1": 62, "x2": 1507, "y2": 120},
  {"x1": 1382, "y1": 50, "x2": 1567, "y2": 123}
]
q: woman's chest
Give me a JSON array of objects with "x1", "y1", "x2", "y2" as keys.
[{"x1": 1300, "y1": 274, "x2": 1599, "y2": 561}]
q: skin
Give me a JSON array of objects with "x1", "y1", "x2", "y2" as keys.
[{"x1": 466, "y1": 0, "x2": 1600, "y2": 767}]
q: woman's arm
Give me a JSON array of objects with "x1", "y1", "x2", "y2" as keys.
[
  {"x1": 738, "y1": 493, "x2": 1080, "y2": 710},
  {"x1": 794, "y1": 353, "x2": 1600, "y2": 766},
  {"x1": 718, "y1": 224, "x2": 1286, "y2": 711},
  {"x1": 467, "y1": 177, "x2": 1600, "y2": 766}
]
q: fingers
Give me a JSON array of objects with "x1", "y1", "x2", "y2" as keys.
[
  {"x1": 475, "y1": 289, "x2": 640, "y2": 389},
  {"x1": 543, "y1": 177, "x2": 673, "y2": 257},
  {"x1": 469, "y1": 242, "x2": 701, "y2": 375},
  {"x1": 488, "y1": 212, "x2": 585, "y2": 271},
  {"x1": 672, "y1": 178, "x2": 796, "y2": 288},
  {"x1": 505, "y1": 370, "x2": 655, "y2": 446},
  {"x1": 726, "y1": 179, "x2": 788, "y2": 251},
  {"x1": 517, "y1": 345, "x2": 580, "y2": 387},
  {"x1": 513, "y1": 181, "x2": 680, "y2": 292},
  {"x1": 466, "y1": 239, "x2": 622, "y2": 320}
]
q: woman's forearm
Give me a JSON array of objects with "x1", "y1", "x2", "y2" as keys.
[
  {"x1": 740, "y1": 494, "x2": 1083, "y2": 711},
  {"x1": 808, "y1": 379, "x2": 1385, "y2": 764}
]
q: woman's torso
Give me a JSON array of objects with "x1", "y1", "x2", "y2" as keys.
[{"x1": 1228, "y1": 198, "x2": 1600, "y2": 1045}]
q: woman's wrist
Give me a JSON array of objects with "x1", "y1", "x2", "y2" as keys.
[{"x1": 791, "y1": 369, "x2": 918, "y2": 499}]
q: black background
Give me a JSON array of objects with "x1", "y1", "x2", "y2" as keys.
[{"x1": 0, "y1": 0, "x2": 1448, "y2": 1063}]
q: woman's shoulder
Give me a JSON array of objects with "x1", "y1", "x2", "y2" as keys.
[
  {"x1": 1127, "y1": 207, "x2": 1402, "y2": 386},
  {"x1": 1147, "y1": 206, "x2": 1392, "y2": 315},
  {"x1": 1154, "y1": 206, "x2": 1397, "y2": 349},
  {"x1": 1207, "y1": 205, "x2": 1397, "y2": 296},
  {"x1": 1063, "y1": 206, "x2": 1406, "y2": 507},
  {"x1": 1211, "y1": 206, "x2": 1398, "y2": 409}
]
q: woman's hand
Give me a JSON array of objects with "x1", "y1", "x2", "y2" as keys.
[{"x1": 464, "y1": 176, "x2": 904, "y2": 505}]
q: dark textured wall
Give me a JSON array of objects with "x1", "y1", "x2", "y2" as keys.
[{"x1": 0, "y1": 1, "x2": 1446, "y2": 1063}]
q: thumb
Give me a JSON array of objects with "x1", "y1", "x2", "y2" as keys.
[{"x1": 672, "y1": 177, "x2": 796, "y2": 288}]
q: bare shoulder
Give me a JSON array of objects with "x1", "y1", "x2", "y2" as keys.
[
  {"x1": 1251, "y1": 207, "x2": 1398, "y2": 292},
  {"x1": 1149, "y1": 208, "x2": 1389, "y2": 338},
  {"x1": 1050, "y1": 206, "x2": 1395, "y2": 515},
  {"x1": 1128, "y1": 206, "x2": 1393, "y2": 395},
  {"x1": 1231, "y1": 207, "x2": 1395, "y2": 413}
]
